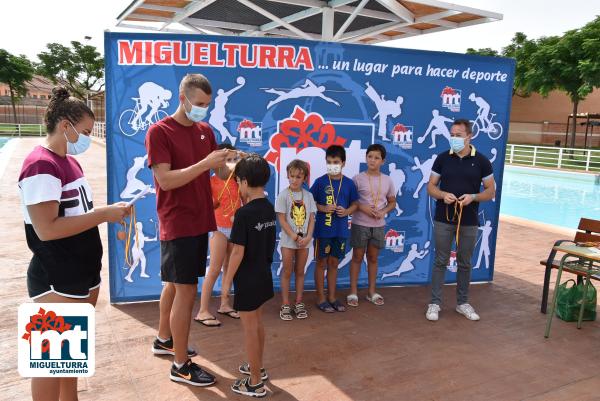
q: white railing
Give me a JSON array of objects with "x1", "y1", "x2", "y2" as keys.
[
  {"x1": 0, "y1": 123, "x2": 44, "y2": 136},
  {"x1": 505, "y1": 144, "x2": 600, "y2": 172},
  {"x1": 92, "y1": 122, "x2": 106, "y2": 141}
]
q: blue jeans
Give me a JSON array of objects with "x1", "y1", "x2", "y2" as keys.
[{"x1": 430, "y1": 221, "x2": 478, "y2": 306}]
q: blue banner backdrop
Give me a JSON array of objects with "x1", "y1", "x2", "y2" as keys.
[{"x1": 105, "y1": 31, "x2": 514, "y2": 303}]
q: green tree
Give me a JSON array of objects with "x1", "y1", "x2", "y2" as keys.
[
  {"x1": 0, "y1": 49, "x2": 35, "y2": 124},
  {"x1": 501, "y1": 32, "x2": 539, "y2": 98},
  {"x1": 522, "y1": 17, "x2": 600, "y2": 148},
  {"x1": 37, "y1": 41, "x2": 104, "y2": 100},
  {"x1": 467, "y1": 33, "x2": 537, "y2": 98},
  {"x1": 466, "y1": 47, "x2": 499, "y2": 57},
  {"x1": 467, "y1": 17, "x2": 600, "y2": 148}
]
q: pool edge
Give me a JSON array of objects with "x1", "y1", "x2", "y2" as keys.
[{"x1": 499, "y1": 213, "x2": 576, "y2": 236}]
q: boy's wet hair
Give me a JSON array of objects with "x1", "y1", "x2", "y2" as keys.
[
  {"x1": 286, "y1": 159, "x2": 309, "y2": 179},
  {"x1": 234, "y1": 153, "x2": 270, "y2": 187},
  {"x1": 367, "y1": 144, "x2": 386, "y2": 160},
  {"x1": 218, "y1": 143, "x2": 236, "y2": 151},
  {"x1": 326, "y1": 145, "x2": 346, "y2": 162},
  {"x1": 452, "y1": 119, "x2": 472, "y2": 135}
]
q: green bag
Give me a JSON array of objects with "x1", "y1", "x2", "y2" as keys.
[{"x1": 555, "y1": 279, "x2": 597, "y2": 322}]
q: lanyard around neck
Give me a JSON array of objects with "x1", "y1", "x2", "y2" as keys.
[
  {"x1": 327, "y1": 175, "x2": 343, "y2": 208},
  {"x1": 367, "y1": 173, "x2": 381, "y2": 209}
]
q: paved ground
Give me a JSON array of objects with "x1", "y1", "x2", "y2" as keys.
[{"x1": 2, "y1": 138, "x2": 599, "y2": 401}]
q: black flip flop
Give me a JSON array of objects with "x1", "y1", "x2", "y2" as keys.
[
  {"x1": 194, "y1": 317, "x2": 221, "y2": 327},
  {"x1": 317, "y1": 301, "x2": 335, "y2": 313},
  {"x1": 329, "y1": 299, "x2": 346, "y2": 312},
  {"x1": 218, "y1": 309, "x2": 240, "y2": 319}
]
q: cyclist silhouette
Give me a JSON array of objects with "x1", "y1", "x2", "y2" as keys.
[
  {"x1": 132, "y1": 82, "x2": 172, "y2": 130},
  {"x1": 468, "y1": 93, "x2": 491, "y2": 130}
]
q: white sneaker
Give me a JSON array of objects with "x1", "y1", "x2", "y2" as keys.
[
  {"x1": 426, "y1": 304, "x2": 441, "y2": 321},
  {"x1": 456, "y1": 303, "x2": 480, "y2": 321}
]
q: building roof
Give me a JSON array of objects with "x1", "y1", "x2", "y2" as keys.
[
  {"x1": 116, "y1": 0, "x2": 502, "y2": 44},
  {"x1": 27, "y1": 75, "x2": 55, "y2": 93}
]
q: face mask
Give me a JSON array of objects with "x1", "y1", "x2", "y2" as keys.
[
  {"x1": 450, "y1": 137, "x2": 465, "y2": 153},
  {"x1": 65, "y1": 121, "x2": 91, "y2": 155},
  {"x1": 326, "y1": 164, "x2": 342, "y2": 175},
  {"x1": 184, "y1": 94, "x2": 208, "y2": 122}
]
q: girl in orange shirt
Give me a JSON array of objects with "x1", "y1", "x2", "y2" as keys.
[{"x1": 194, "y1": 144, "x2": 242, "y2": 326}]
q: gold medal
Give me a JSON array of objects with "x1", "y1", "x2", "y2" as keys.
[{"x1": 368, "y1": 173, "x2": 382, "y2": 217}]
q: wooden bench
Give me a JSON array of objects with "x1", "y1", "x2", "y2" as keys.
[{"x1": 540, "y1": 218, "x2": 600, "y2": 313}]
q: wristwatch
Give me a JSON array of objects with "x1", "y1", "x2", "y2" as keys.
[{"x1": 471, "y1": 193, "x2": 477, "y2": 201}]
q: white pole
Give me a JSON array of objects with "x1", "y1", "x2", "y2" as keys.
[
  {"x1": 586, "y1": 149, "x2": 591, "y2": 172},
  {"x1": 557, "y1": 148, "x2": 563, "y2": 169}
]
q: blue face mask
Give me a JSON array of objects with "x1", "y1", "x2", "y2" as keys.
[
  {"x1": 450, "y1": 136, "x2": 465, "y2": 153},
  {"x1": 65, "y1": 121, "x2": 91, "y2": 155},
  {"x1": 184, "y1": 94, "x2": 208, "y2": 122}
]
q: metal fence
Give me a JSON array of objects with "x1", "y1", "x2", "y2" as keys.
[
  {"x1": 505, "y1": 144, "x2": 600, "y2": 172},
  {"x1": 0, "y1": 123, "x2": 44, "y2": 136},
  {"x1": 0, "y1": 122, "x2": 106, "y2": 141},
  {"x1": 91, "y1": 122, "x2": 106, "y2": 140}
]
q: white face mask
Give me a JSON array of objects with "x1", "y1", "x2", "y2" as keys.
[
  {"x1": 184, "y1": 94, "x2": 208, "y2": 122},
  {"x1": 326, "y1": 163, "x2": 342, "y2": 175},
  {"x1": 64, "y1": 121, "x2": 91, "y2": 155},
  {"x1": 450, "y1": 137, "x2": 466, "y2": 153}
]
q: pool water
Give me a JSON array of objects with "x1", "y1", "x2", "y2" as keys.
[
  {"x1": 0, "y1": 137, "x2": 9, "y2": 150},
  {"x1": 500, "y1": 166, "x2": 600, "y2": 229}
]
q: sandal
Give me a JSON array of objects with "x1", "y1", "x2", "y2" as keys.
[
  {"x1": 280, "y1": 305, "x2": 293, "y2": 321},
  {"x1": 329, "y1": 299, "x2": 346, "y2": 312},
  {"x1": 218, "y1": 309, "x2": 240, "y2": 319},
  {"x1": 366, "y1": 293, "x2": 384, "y2": 306},
  {"x1": 239, "y1": 362, "x2": 269, "y2": 381},
  {"x1": 317, "y1": 301, "x2": 335, "y2": 313},
  {"x1": 231, "y1": 377, "x2": 267, "y2": 398},
  {"x1": 194, "y1": 317, "x2": 221, "y2": 327},
  {"x1": 294, "y1": 302, "x2": 308, "y2": 319},
  {"x1": 346, "y1": 294, "x2": 359, "y2": 307}
]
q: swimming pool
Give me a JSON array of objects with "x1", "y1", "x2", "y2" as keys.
[
  {"x1": 0, "y1": 137, "x2": 16, "y2": 179},
  {"x1": 500, "y1": 166, "x2": 600, "y2": 229}
]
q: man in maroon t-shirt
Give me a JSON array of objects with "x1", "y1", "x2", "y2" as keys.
[{"x1": 146, "y1": 74, "x2": 231, "y2": 387}]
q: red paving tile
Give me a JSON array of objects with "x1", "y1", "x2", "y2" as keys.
[{"x1": 1, "y1": 138, "x2": 600, "y2": 401}]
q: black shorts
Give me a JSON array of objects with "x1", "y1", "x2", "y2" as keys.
[
  {"x1": 27, "y1": 256, "x2": 101, "y2": 299},
  {"x1": 160, "y1": 234, "x2": 209, "y2": 284},
  {"x1": 234, "y1": 276, "x2": 274, "y2": 312}
]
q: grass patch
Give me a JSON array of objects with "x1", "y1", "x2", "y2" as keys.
[{"x1": 0, "y1": 124, "x2": 43, "y2": 136}]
